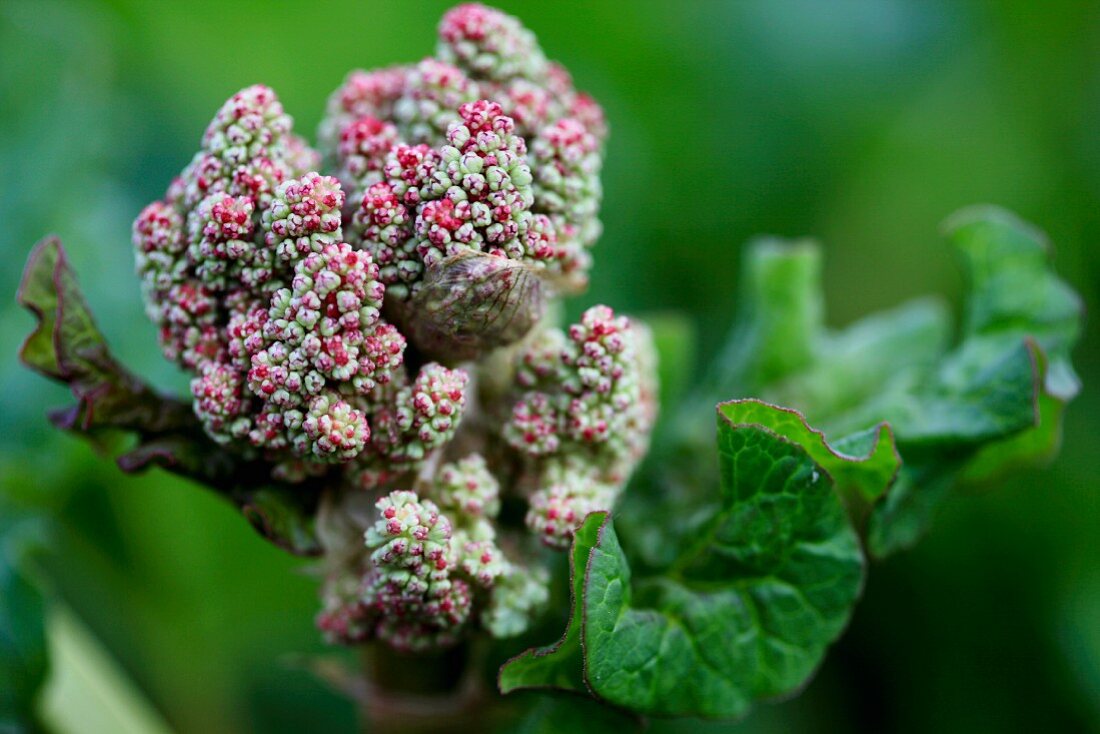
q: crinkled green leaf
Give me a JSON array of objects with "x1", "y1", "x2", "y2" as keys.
[
  {"x1": 17, "y1": 238, "x2": 322, "y2": 556},
  {"x1": 866, "y1": 208, "x2": 1081, "y2": 554},
  {"x1": 502, "y1": 401, "x2": 871, "y2": 719},
  {"x1": 696, "y1": 206, "x2": 1081, "y2": 556},
  {"x1": 715, "y1": 401, "x2": 898, "y2": 502}
]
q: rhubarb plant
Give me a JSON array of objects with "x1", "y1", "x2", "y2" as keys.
[{"x1": 15, "y1": 4, "x2": 1081, "y2": 730}]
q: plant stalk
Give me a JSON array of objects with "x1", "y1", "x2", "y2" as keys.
[{"x1": 350, "y1": 642, "x2": 510, "y2": 734}]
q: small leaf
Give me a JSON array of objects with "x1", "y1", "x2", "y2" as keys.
[
  {"x1": 17, "y1": 237, "x2": 66, "y2": 379},
  {"x1": 713, "y1": 238, "x2": 823, "y2": 391},
  {"x1": 498, "y1": 513, "x2": 604, "y2": 695},
  {"x1": 17, "y1": 237, "x2": 193, "y2": 435},
  {"x1": 17, "y1": 238, "x2": 322, "y2": 556}
]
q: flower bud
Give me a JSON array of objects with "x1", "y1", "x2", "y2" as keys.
[{"x1": 405, "y1": 250, "x2": 546, "y2": 360}]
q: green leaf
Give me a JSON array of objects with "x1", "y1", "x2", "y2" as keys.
[
  {"x1": 693, "y1": 206, "x2": 1081, "y2": 556},
  {"x1": 866, "y1": 207, "x2": 1081, "y2": 555},
  {"x1": 502, "y1": 400, "x2": 870, "y2": 719},
  {"x1": 715, "y1": 401, "x2": 898, "y2": 502},
  {"x1": 714, "y1": 238, "x2": 823, "y2": 391},
  {"x1": 498, "y1": 513, "x2": 604, "y2": 694}
]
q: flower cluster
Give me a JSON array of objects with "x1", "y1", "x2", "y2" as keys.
[
  {"x1": 318, "y1": 467, "x2": 547, "y2": 651},
  {"x1": 347, "y1": 99, "x2": 547, "y2": 313},
  {"x1": 320, "y1": 3, "x2": 607, "y2": 299},
  {"x1": 529, "y1": 118, "x2": 603, "y2": 287},
  {"x1": 433, "y1": 453, "x2": 500, "y2": 521},
  {"x1": 134, "y1": 85, "x2": 299, "y2": 373},
  {"x1": 363, "y1": 491, "x2": 471, "y2": 651},
  {"x1": 335, "y1": 115, "x2": 400, "y2": 205},
  {"x1": 134, "y1": 86, "x2": 470, "y2": 474},
  {"x1": 505, "y1": 305, "x2": 658, "y2": 548},
  {"x1": 394, "y1": 58, "x2": 480, "y2": 146},
  {"x1": 262, "y1": 172, "x2": 345, "y2": 262},
  {"x1": 371, "y1": 363, "x2": 469, "y2": 464},
  {"x1": 429, "y1": 455, "x2": 549, "y2": 637},
  {"x1": 437, "y1": 2, "x2": 547, "y2": 83},
  {"x1": 136, "y1": 5, "x2": 653, "y2": 653}
]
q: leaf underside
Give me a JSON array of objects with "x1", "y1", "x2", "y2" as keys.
[{"x1": 17, "y1": 237, "x2": 321, "y2": 556}]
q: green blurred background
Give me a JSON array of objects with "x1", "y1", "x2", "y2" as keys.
[{"x1": 2, "y1": 0, "x2": 1098, "y2": 731}]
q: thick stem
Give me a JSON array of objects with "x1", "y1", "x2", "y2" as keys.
[{"x1": 350, "y1": 643, "x2": 511, "y2": 734}]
